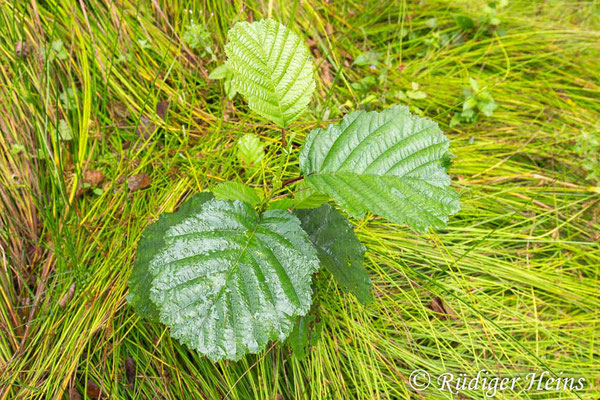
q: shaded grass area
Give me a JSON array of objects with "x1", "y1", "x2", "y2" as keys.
[{"x1": 1, "y1": 0, "x2": 598, "y2": 398}]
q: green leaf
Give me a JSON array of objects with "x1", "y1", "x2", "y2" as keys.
[
  {"x1": 293, "y1": 181, "x2": 329, "y2": 209},
  {"x1": 209, "y1": 64, "x2": 229, "y2": 80},
  {"x1": 10, "y1": 144, "x2": 26, "y2": 155},
  {"x1": 395, "y1": 90, "x2": 409, "y2": 102},
  {"x1": 137, "y1": 39, "x2": 151, "y2": 50},
  {"x1": 353, "y1": 51, "x2": 381, "y2": 66},
  {"x1": 425, "y1": 17, "x2": 438, "y2": 29},
  {"x1": 450, "y1": 113, "x2": 462, "y2": 127},
  {"x1": 128, "y1": 192, "x2": 215, "y2": 322},
  {"x1": 213, "y1": 181, "x2": 263, "y2": 205},
  {"x1": 299, "y1": 105, "x2": 460, "y2": 232},
  {"x1": 406, "y1": 90, "x2": 427, "y2": 100},
  {"x1": 224, "y1": 78, "x2": 238, "y2": 100},
  {"x1": 351, "y1": 76, "x2": 377, "y2": 92},
  {"x1": 478, "y1": 100, "x2": 498, "y2": 117},
  {"x1": 294, "y1": 204, "x2": 372, "y2": 304},
  {"x1": 477, "y1": 91, "x2": 494, "y2": 103},
  {"x1": 469, "y1": 77, "x2": 480, "y2": 93},
  {"x1": 57, "y1": 119, "x2": 72, "y2": 141},
  {"x1": 225, "y1": 19, "x2": 315, "y2": 127},
  {"x1": 489, "y1": 17, "x2": 501, "y2": 26},
  {"x1": 455, "y1": 15, "x2": 475, "y2": 30},
  {"x1": 59, "y1": 88, "x2": 76, "y2": 110},
  {"x1": 441, "y1": 152, "x2": 454, "y2": 172},
  {"x1": 463, "y1": 97, "x2": 477, "y2": 111},
  {"x1": 266, "y1": 198, "x2": 295, "y2": 211},
  {"x1": 237, "y1": 134, "x2": 265, "y2": 166},
  {"x1": 461, "y1": 108, "x2": 476, "y2": 119},
  {"x1": 209, "y1": 65, "x2": 238, "y2": 99},
  {"x1": 288, "y1": 315, "x2": 310, "y2": 360},
  {"x1": 51, "y1": 39, "x2": 69, "y2": 60},
  {"x1": 182, "y1": 22, "x2": 213, "y2": 57},
  {"x1": 146, "y1": 199, "x2": 320, "y2": 361}
]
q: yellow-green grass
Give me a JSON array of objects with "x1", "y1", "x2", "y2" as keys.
[{"x1": 0, "y1": 0, "x2": 598, "y2": 399}]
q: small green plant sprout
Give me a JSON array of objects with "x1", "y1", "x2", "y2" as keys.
[
  {"x1": 56, "y1": 119, "x2": 72, "y2": 142},
  {"x1": 574, "y1": 131, "x2": 600, "y2": 182},
  {"x1": 59, "y1": 88, "x2": 77, "y2": 110},
  {"x1": 450, "y1": 77, "x2": 497, "y2": 127},
  {"x1": 455, "y1": 1, "x2": 508, "y2": 36},
  {"x1": 395, "y1": 82, "x2": 427, "y2": 117},
  {"x1": 128, "y1": 18, "x2": 460, "y2": 362},
  {"x1": 236, "y1": 134, "x2": 265, "y2": 167},
  {"x1": 353, "y1": 51, "x2": 381, "y2": 68},
  {"x1": 396, "y1": 82, "x2": 428, "y2": 101},
  {"x1": 351, "y1": 75, "x2": 376, "y2": 93},
  {"x1": 351, "y1": 51, "x2": 387, "y2": 105},
  {"x1": 482, "y1": 1, "x2": 508, "y2": 35},
  {"x1": 137, "y1": 39, "x2": 151, "y2": 50},
  {"x1": 51, "y1": 39, "x2": 69, "y2": 60},
  {"x1": 182, "y1": 21, "x2": 215, "y2": 59},
  {"x1": 455, "y1": 15, "x2": 475, "y2": 31},
  {"x1": 208, "y1": 64, "x2": 237, "y2": 99},
  {"x1": 483, "y1": 3, "x2": 502, "y2": 27}
]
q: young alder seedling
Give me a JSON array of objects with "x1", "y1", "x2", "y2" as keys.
[{"x1": 128, "y1": 18, "x2": 460, "y2": 362}]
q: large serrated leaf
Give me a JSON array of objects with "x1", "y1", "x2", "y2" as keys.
[
  {"x1": 225, "y1": 19, "x2": 315, "y2": 127},
  {"x1": 299, "y1": 106, "x2": 460, "y2": 232},
  {"x1": 294, "y1": 204, "x2": 372, "y2": 304},
  {"x1": 128, "y1": 193, "x2": 215, "y2": 322},
  {"x1": 146, "y1": 199, "x2": 320, "y2": 361}
]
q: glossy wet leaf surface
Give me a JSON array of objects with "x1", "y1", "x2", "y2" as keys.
[
  {"x1": 128, "y1": 193, "x2": 215, "y2": 322},
  {"x1": 300, "y1": 106, "x2": 460, "y2": 232},
  {"x1": 137, "y1": 198, "x2": 320, "y2": 361},
  {"x1": 225, "y1": 18, "x2": 315, "y2": 127},
  {"x1": 295, "y1": 204, "x2": 372, "y2": 304}
]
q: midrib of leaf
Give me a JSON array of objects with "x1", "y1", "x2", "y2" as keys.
[
  {"x1": 332, "y1": 117, "x2": 401, "y2": 171},
  {"x1": 243, "y1": 21, "x2": 286, "y2": 126},
  {"x1": 314, "y1": 114, "x2": 363, "y2": 170},
  {"x1": 168, "y1": 209, "x2": 261, "y2": 322},
  {"x1": 232, "y1": 33, "x2": 278, "y2": 104},
  {"x1": 166, "y1": 210, "x2": 304, "y2": 330},
  {"x1": 277, "y1": 40, "x2": 304, "y2": 101},
  {"x1": 251, "y1": 20, "x2": 307, "y2": 126},
  {"x1": 267, "y1": 23, "x2": 309, "y2": 111},
  {"x1": 317, "y1": 115, "x2": 444, "y2": 174}
]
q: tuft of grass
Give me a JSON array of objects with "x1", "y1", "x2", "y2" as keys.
[{"x1": 1, "y1": 0, "x2": 598, "y2": 399}]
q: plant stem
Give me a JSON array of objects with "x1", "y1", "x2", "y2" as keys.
[
  {"x1": 281, "y1": 127, "x2": 287, "y2": 148},
  {"x1": 281, "y1": 175, "x2": 304, "y2": 187}
]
